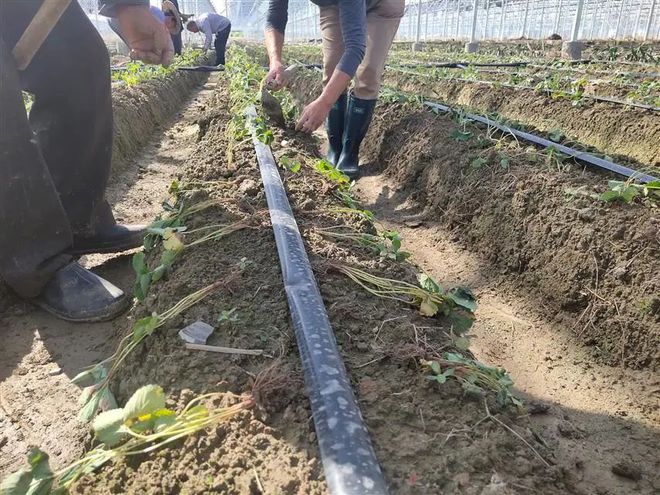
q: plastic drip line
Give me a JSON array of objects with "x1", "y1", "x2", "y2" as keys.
[
  {"x1": 244, "y1": 105, "x2": 388, "y2": 495},
  {"x1": 177, "y1": 66, "x2": 225, "y2": 72},
  {"x1": 423, "y1": 100, "x2": 658, "y2": 184}
]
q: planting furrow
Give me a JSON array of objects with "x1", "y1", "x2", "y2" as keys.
[{"x1": 245, "y1": 104, "x2": 388, "y2": 495}]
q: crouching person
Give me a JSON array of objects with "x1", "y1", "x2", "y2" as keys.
[{"x1": 264, "y1": 0, "x2": 404, "y2": 179}]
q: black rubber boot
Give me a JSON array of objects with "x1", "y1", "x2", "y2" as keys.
[
  {"x1": 35, "y1": 262, "x2": 129, "y2": 322},
  {"x1": 326, "y1": 92, "x2": 347, "y2": 166},
  {"x1": 336, "y1": 94, "x2": 377, "y2": 180},
  {"x1": 69, "y1": 224, "x2": 147, "y2": 256}
]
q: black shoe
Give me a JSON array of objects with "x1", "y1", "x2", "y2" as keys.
[
  {"x1": 34, "y1": 262, "x2": 129, "y2": 322},
  {"x1": 336, "y1": 94, "x2": 377, "y2": 180},
  {"x1": 326, "y1": 92, "x2": 347, "y2": 166},
  {"x1": 69, "y1": 224, "x2": 146, "y2": 255}
]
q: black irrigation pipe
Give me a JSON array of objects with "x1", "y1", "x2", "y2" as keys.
[
  {"x1": 245, "y1": 105, "x2": 389, "y2": 495},
  {"x1": 423, "y1": 100, "x2": 658, "y2": 184},
  {"x1": 177, "y1": 65, "x2": 225, "y2": 72}
]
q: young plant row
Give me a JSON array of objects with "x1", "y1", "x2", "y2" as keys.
[
  {"x1": 230, "y1": 48, "x2": 521, "y2": 409},
  {"x1": 2, "y1": 108, "x2": 264, "y2": 493},
  {"x1": 112, "y1": 49, "x2": 204, "y2": 86}
]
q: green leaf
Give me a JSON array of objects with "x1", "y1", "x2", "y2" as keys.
[
  {"x1": 433, "y1": 373, "x2": 447, "y2": 384},
  {"x1": 0, "y1": 468, "x2": 32, "y2": 495},
  {"x1": 0, "y1": 447, "x2": 55, "y2": 495},
  {"x1": 470, "y1": 157, "x2": 488, "y2": 169},
  {"x1": 429, "y1": 360, "x2": 441, "y2": 374},
  {"x1": 132, "y1": 315, "x2": 160, "y2": 343},
  {"x1": 418, "y1": 273, "x2": 442, "y2": 294},
  {"x1": 123, "y1": 385, "x2": 166, "y2": 422},
  {"x1": 79, "y1": 385, "x2": 104, "y2": 421},
  {"x1": 446, "y1": 311, "x2": 475, "y2": 334},
  {"x1": 451, "y1": 129, "x2": 472, "y2": 142},
  {"x1": 444, "y1": 352, "x2": 466, "y2": 363},
  {"x1": 92, "y1": 408, "x2": 127, "y2": 447},
  {"x1": 151, "y1": 265, "x2": 167, "y2": 283},
  {"x1": 71, "y1": 366, "x2": 105, "y2": 387},
  {"x1": 599, "y1": 190, "x2": 620, "y2": 202},
  {"x1": 454, "y1": 336, "x2": 471, "y2": 350},
  {"x1": 160, "y1": 248, "x2": 180, "y2": 268},
  {"x1": 152, "y1": 409, "x2": 177, "y2": 432},
  {"x1": 548, "y1": 129, "x2": 564, "y2": 142},
  {"x1": 500, "y1": 157, "x2": 510, "y2": 169},
  {"x1": 447, "y1": 287, "x2": 477, "y2": 312},
  {"x1": 132, "y1": 252, "x2": 148, "y2": 275}
]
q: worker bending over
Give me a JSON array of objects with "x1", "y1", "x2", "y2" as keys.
[
  {"x1": 0, "y1": 0, "x2": 172, "y2": 322},
  {"x1": 109, "y1": 1, "x2": 184, "y2": 53},
  {"x1": 264, "y1": 0, "x2": 404, "y2": 179},
  {"x1": 186, "y1": 12, "x2": 232, "y2": 66}
]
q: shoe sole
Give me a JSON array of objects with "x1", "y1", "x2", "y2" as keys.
[
  {"x1": 34, "y1": 295, "x2": 131, "y2": 323},
  {"x1": 67, "y1": 237, "x2": 144, "y2": 256}
]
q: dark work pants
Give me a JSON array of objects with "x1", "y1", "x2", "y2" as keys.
[
  {"x1": 214, "y1": 24, "x2": 231, "y2": 66},
  {"x1": 171, "y1": 33, "x2": 182, "y2": 55},
  {"x1": 0, "y1": 1, "x2": 115, "y2": 297},
  {"x1": 169, "y1": 0, "x2": 182, "y2": 55}
]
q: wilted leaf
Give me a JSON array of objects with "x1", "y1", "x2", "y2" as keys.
[
  {"x1": 162, "y1": 230, "x2": 185, "y2": 252},
  {"x1": 92, "y1": 409, "x2": 127, "y2": 447},
  {"x1": 123, "y1": 385, "x2": 166, "y2": 422},
  {"x1": 419, "y1": 298, "x2": 439, "y2": 316}
]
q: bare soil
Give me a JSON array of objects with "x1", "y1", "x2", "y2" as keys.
[
  {"x1": 112, "y1": 68, "x2": 210, "y2": 174},
  {"x1": 69, "y1": 78, "x2": 581, "y2": 494},
  {"x1": 2, "y1": 50, "x2": 659, "y2": 495},
  {"x1": 0, "y1": 74, "x2": 218, "y2": 478}
]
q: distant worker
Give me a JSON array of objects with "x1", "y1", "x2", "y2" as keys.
[
  {"x1": 0, "y1": 0, "x2": 173, "y2": 322},
  {"x1": 109, "y1": 1, "x2": 184, "y2": 54},
  {"x1": 186, "y1": 12, "x2": 232, "y2": 66},
  {"x1": 264, "y1": 0, "x2": 405, "y2": 179},
  {"x1": 165, "y1": 0, "x2": 185, "y2": 55}
]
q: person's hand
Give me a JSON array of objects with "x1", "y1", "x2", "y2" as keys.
[
  {"x1": 296, "y1": 97, "x2": 332, "y2": 133},
  {"x1": 116, "y1": 5, "x2": 174, "y2": 66},
  {"x1": 265, "y1": 62, "x2": 286, "y2": 90}
]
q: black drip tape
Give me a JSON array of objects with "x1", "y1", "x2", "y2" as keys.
[{"x1": 245, "y1": 106, "x2": 388, "y2": 495}]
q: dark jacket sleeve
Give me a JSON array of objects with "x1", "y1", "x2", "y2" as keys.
[
  {"x1": 99, "y1": 0, "x2": 149, "y2": 18},
  {"x1": 335, "y1": 0, "x2": 366, "y2": 77},
  {"x1": 266, "y1": 0, "x2": 289, "y2": 33}
]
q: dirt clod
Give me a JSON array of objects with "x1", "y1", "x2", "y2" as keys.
[{"x1": 611, "y1": 461, "x2": 642, "y2": 481}]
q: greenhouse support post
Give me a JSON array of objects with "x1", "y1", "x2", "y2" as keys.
[
  {"x1": 645, "y1": 0, "x2": 657, "y2": 40},
  {"x1": 634, "y1": 0, "x2": 643, "y2": 38},
  {"x1": 455, "y1": 0, "x2": 461, "y2": 39},
  {"x1": 539, "y1": 1, "x2": 546, "y2": 38},
  {"x1": 561, "y1": 0, "x2": 585, "y2": 59},
  {"x1": 571, "y1": 0, "x2": 585, "y2": 41},
  {"x1": 413, "y1": 0, "x2": 423, "y2": 49},
  {"x1": 499, "y1": 0, "x2": 507, "y2": 39},
  {"x1": 615, "y1": 0, "x2": 626, "y2": 38},
  {"x1": 521, "y1": 0, "x2": 530, "y2": 37},
  {"x1": 554, "y1": 0, "x2": 563, "y2": 34},
  {"x1": 482, "y1": 0, "x2": 490, "y2": 38},
  {"x1": 466, "y1": 0, "x2": 479, "y2": 52}
]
